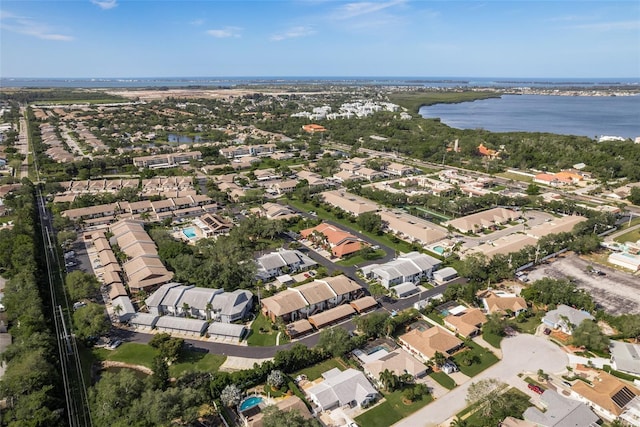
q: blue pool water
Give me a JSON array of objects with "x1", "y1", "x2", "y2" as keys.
[
  {"x1": 239, "y1": 396, "x2": 263, "y2": 412},
  {"x1": 432, "y1": 246, "x2": 445, "y2": 255},
  {"x1": 182, "y1": 227, "x2": 197, "y2": 239}
]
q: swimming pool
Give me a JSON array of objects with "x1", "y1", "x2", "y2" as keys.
[
  {"x1": 182, "y1": 227, "x2": 197, "y2": 239},
  {"x1": 432, "y1": 246, "x2": 445, "y2": 255},
  {"x1": 239, "y1": 396, "x2": 263, "y2": 412}
]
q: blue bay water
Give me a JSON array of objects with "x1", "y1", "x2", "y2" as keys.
[{"x1": 419, "y1": 94, "x2": 640, "y2": 139}]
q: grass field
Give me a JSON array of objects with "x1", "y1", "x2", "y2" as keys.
[
  {"x1": 482, "y1": 330, "x2": 503, "y2": 349},
  {"x1": 293, "y1": 357, "x2": 347, "y2": 381},
  {"x1": 354, "y1": 388, "x2": 434, "y2": 427},
  {"x1": 496, "y1": 172, "x2": 534, "y2": 183},
  {"x1": 246, "y1": 313, "x2": 279, "y2": 346},
  {"x1": 614, "y1": 227, "x2": 640, "y2": 244},
  {"x1": 452, "y1": 342, "x2": 499, "y2": 377},
  {"x1": 429, "y1": 371, "x2": 457, "y2": 389},
  {"x1": 169, "y1": 353, "x2": 226, "y2": 377},
  {"x1": 336, "y1": 249, "x2": 386, "y2": 266},
  {"x1": 94, "y1": 342, "x2": 159, "y2": 368}
]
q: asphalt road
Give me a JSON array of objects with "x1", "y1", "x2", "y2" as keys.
[{"x1": 393, "y1": 334, "x2": 568, "y2": 427}]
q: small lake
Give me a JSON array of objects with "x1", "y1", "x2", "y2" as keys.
[
  {"x1": 419, "y1": 94, "x2": 640, "y2": 139},
  {"x1": 167, "y1": 133, "x2": 204, "y2": 144}
]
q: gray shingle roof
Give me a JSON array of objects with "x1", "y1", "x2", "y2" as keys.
[
  {"x1": 523, "y1": 389, "x2": 600, "y2": 427},
  {"x1": 155, "y1": 316, "x2": 208, "y2": 334}
]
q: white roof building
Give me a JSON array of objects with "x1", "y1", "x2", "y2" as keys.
[
  {"x1": 306, "y1": 368, "x2": 378, "y2": 412},
  {"x1": 610, "y1": 341, "x2": 640, "y2": 376},
  {"x1": 365, "y1": 252, "x2": 441, "y2": 288},
  {"x1": 542, "y1": 304, "x2": 594, "y2": 335}
]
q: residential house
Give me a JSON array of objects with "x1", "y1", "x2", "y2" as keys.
[
  {"x1": 610, "y1": 341, "x2": 640, "y2": 376},
  {"x1": 209, "y1": 289, "x2": 253, "y2": 323},
  {"x1": 385, "y1": 162, "x2": 414, "y2": 176},
  {"x1": 398, "y1": 323, "x2": 463, "y2": 362},
  {"x1": 133, "y1": 151, "x2": 201, "y2": 168},
  {"x1": 364, "y1": 252, "x2": 441, "y2": 288},
  {"x1": 523, "y1": 389, "x2": 600, "y2": 427},
  {"x1": 481, "y1": 290, "x2": 528, "y2": 316},
  {"x1": 433, "y1": 267, "x2": 459, "y2": 285},
  {"x1": 306, "y1": 368, "x2": 378, "y2": 412},
  {"x1": 271, "y1": 179, "x2": 298, "y2": 195},
  {"x1": 320, "y1": 190, "x2": 378, "y2": 217},
  {"x1": 255, "y1": 249, "x2": 317, "y2": 280},
  {"x1": 296, "y1": 170, "x2": 329, "y2": 190},
  {"x1": 193, "y1": 213, "x2": 233, "y2": 237},
  {"x1": 253, "y1": 202, "x2": 299, "y2": 220},
  {"x1": 261, "y1": 275, "x2": 362, "y2": 323},
  {"x1": 302, "y1": 124, "x2": 326, "y2": 133},
  {"x1": 569, "y1": 370, "x2": 640, "y2": 422},
  {"x1": 444, "y1": 207, "x2": 520, "y2": 234},
  {"x1": 378, "y1": 209, "x2": 447, "y2": 246},
  {"x1": 534, "y1": 173, "x2": 573, "y2": 187},
  {"x1": 363, "y1": 348, "x2": 428, "y2": 386},
  {"x1": 443, "y1": 307, "x2": 487, "y2": 338},
  {"x1": 542, "y1": 304, "x2": 595, "y2": 335},
  {"x1": 300, "y1": 222, "x2": 367, "y2": 258}
]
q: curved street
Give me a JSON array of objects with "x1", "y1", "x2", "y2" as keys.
[{"x1": 393, "y1": 334, "x2": 569, "y2": 427}]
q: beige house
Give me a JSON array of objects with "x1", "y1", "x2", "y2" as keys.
[
  {"x1": 443, "y1": 307, "x2": 487, "y2": 338},
  {"x1": 398, "y1": 323, "x2": 463, "y2": 362},
  {"x1": 363, "y1": 348, "x2": 428, "y2": 385},
  {"x1": 320, "y1": 190, "x2": 378, "y2": 216},
  {"x1": 444, "y1": 207, "x2": 520, "y2": 234},
  {"x1": 378, "y1": 209, "x2": 447, "y2": 246}
]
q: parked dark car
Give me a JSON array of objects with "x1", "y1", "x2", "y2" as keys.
[{"x1": 543, "y1": 328, "x2": 552, "y2": 335}]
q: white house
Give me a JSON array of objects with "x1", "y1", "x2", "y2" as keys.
[
  {"x1": 542, "y1": 304, "x2": 594, "y2": 335},
  {"x1": 306, "y1": 368, "x2": 378, "y2": 412},
  {"x1": 255, "y1": 249, "x2": 317, "y2": 280},
  {"x1": 364, "y1": 252, "x2": 441, "y2": 288}
]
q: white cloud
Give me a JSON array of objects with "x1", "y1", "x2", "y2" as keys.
[
  {"x1": 190, "y1": 19, "x2": 204, "y2": 26},
  {"x1": 0, "y1": 10, "x2": 73, "y2": 41},
  {"x1": 206, "y1": 26, "x2": 242, "y2": 38},
  {"x1": 91, "y1": 0, "x2": 118, "y2": 10},
  {"x1": 332, "y1": 0, "x2": 405, "y2": 20},
  {"x1": 270, "y1": 26, "x2": 315, "y2": 41},
  {"x1": 567, "y1": 20, "x2": 640, "y2": 31}
]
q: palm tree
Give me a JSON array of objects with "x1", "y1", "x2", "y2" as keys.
[
  {"x1": 205, "y1": 302, "x2": 213, "y2": 321},
  {"x1": 450, "y1": 416, "x2": 468, "y2": 427},
  {"x1": 182, "y1": 302, "x2": 191, "y2": 318},
  {"x1": 113, "y1": 304, "x2": 123, "y2": 320},
  {"x1": 379, "y1": 369, "x2": 399, "y2": 392}
]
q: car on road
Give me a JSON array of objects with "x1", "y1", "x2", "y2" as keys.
[{"x1": 528, "y1": 383, "x2": 544, "y2": 394}]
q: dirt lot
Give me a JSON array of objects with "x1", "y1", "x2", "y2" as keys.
[{"x1": 527, "y1": 253, "x2": 640, "y2": 315}]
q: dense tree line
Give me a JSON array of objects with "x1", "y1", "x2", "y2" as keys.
[
  {"x1": 0, "y1": 183, "x2": 66, "y2": 426},
  {"x1": 0, "y1": 89, "x2": 126, "y2": 104},
  {"x1": 148, "y1": 215, "x2": 286, "y2": 292}
]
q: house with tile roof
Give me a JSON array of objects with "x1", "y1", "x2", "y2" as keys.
[
  {"x1": 363, "y1": 348, "x2": 428, "y2": 385},
  {"x1": 569, "y1": 370, "x2": 640, "y2": 422},
  {"x1": 260, "y1": 275, "x2": 363, "y2": 323},
  {"x1": 255, "y1": 248, "x2": 317, "y2": 280},
  {"x1": 398, "y1": 323, "x2": 463, "y2": 362},
  {"x1": 301, "y1": 222, "x2": 367, "y2": 258},
  {"x1": 444, "y1": 207, "x2": 520, "y2": 234},
  {"x1": 443, "y1": 307, "x2": 487, "y2": 338},
  {"x1": 320, "y1": 190, "x2": 379, "y2": 216},
  {"x1": 480, "y1": 290, "x2": 528, "y2": 316}
]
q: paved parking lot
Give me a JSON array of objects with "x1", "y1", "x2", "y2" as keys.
[{"x1": 527, "y1": 254, "x2": 640, "y2": 314}]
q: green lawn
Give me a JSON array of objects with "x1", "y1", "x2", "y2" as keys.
[
  {"x1": 355, "y1": 388, "x2": 434, "y2": 427},
  {"x1": 482, "y1": 331, "x2": 503, "y2": 349},
  {"x1": 293, "y1": 357, "x2": 347, "y2": 381},
  {"x1": 452, "y1": 342, "x2": 499, "y2": 377},
  {"x1": 94, "y1": 343, "x2": 160, "y2": 369},
  {"x1": 509, "y1": 311, "x2": 544, "y2": 334},
  {"x1": 169, "y1": 352, "x2": 226, "y2": 377},
  {"x1": 614, "y1": 227, "x2": 640, "y2": 244},
  {"x1": 429, "y1": 371, "x2": 456, "y2": 390},
  {"x1": 496, "y1": 172, "x2": 533, "y2": 183},
  {"x1": 246, "y1": 313, "x2": 279, "y2": 346},
  {"x1": 425, "y1": 312, "x2": 444, "y2": 325},
  {"x1": 336, "y1": 249, "x2": 386, "y2": 266}
]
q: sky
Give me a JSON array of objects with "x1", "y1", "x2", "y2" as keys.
[{"x1": 1, "y1": 0, "x2": 639, "y2": 78}]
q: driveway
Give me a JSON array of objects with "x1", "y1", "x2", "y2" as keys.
[
  {"x1": 527, "y1": 253, "x2": 640, "y2": 314},
  {"x1": 392, "y1": 334, "x2": 568, "y2": 427}
]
